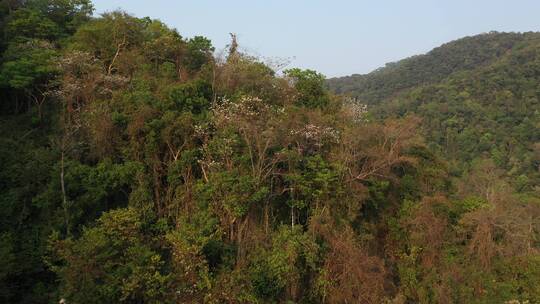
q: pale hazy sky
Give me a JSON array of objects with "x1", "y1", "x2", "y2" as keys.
[{"x1": 91, "y1": 0, "x2": 540, "y2": 78}]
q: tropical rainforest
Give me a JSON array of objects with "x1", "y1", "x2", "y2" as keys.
[{"x1": 0, "y1": 1, "x2": 539, "y2": 303}]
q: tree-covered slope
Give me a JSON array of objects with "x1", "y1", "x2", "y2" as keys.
[
  {"x1": 326, "y1": 32, "x2": 536, "y2": 103},
  {"x1": 328, "y1": 32, "x2": 540, "y2": 193},
  {"x1": 379, "y1": 38, "x2": 540, "y2": 188}
]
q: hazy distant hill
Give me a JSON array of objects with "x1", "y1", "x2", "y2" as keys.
[
  {"x1": 327, "y1": 32, "x2": 537, "y2": 103},
  {"x1": 329, "y1": 31, "x2": 540, "y2": 190}
]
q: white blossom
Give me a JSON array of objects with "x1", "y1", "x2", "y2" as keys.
[
  {"x1": 343, "y1": 97, "x2": 368, "y2": 123},
  {"x1": 290, "y1": 123, "x2": 340, "y2": 147}
]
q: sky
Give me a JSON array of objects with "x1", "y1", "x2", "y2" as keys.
[{"x1": 91, "y1": 0, "x2": 540, "y2": 78}]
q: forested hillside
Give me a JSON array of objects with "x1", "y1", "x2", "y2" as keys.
[
  {"x1": 1, "y1": 1, "x2": 539, "y2": 303},
  {"x1": 327, "y1": 32, "x2": 540, "y2": 193},
  {"x1": 326, "y1": 32, "x2": 534, "y2": 103}
]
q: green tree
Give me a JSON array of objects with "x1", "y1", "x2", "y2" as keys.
[{"x1": 285, "y1": 68, "x2": 330, "y2": 108}]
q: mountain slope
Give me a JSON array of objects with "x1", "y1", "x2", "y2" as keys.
[
  {"x1": 327, "y1": 32, "x2": 537, "y2": 103},
  {"x1": 328, "y1": 32, "x2": 540, "y2": 192}
]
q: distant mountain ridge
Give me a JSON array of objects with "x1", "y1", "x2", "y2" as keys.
[{"x1": 327, "y1": 31, "x2": 539, "y2": 104}]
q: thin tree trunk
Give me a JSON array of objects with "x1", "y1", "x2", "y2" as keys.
[
  {"x1": 291, "y1": 205, "x2": 294, "y2": 228},
  {"x1": 60, "y1": 150, "x2": 70, "y2": 236},
  {"x1": 108, "y1": 36, "x2": 126, "y2": 75},
  {"x1": 264, "y1": 201, "x2": 269, "y2": 236},
  {"x1": 14, "y1": 93, "x2": 19, "y2": 114}
]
